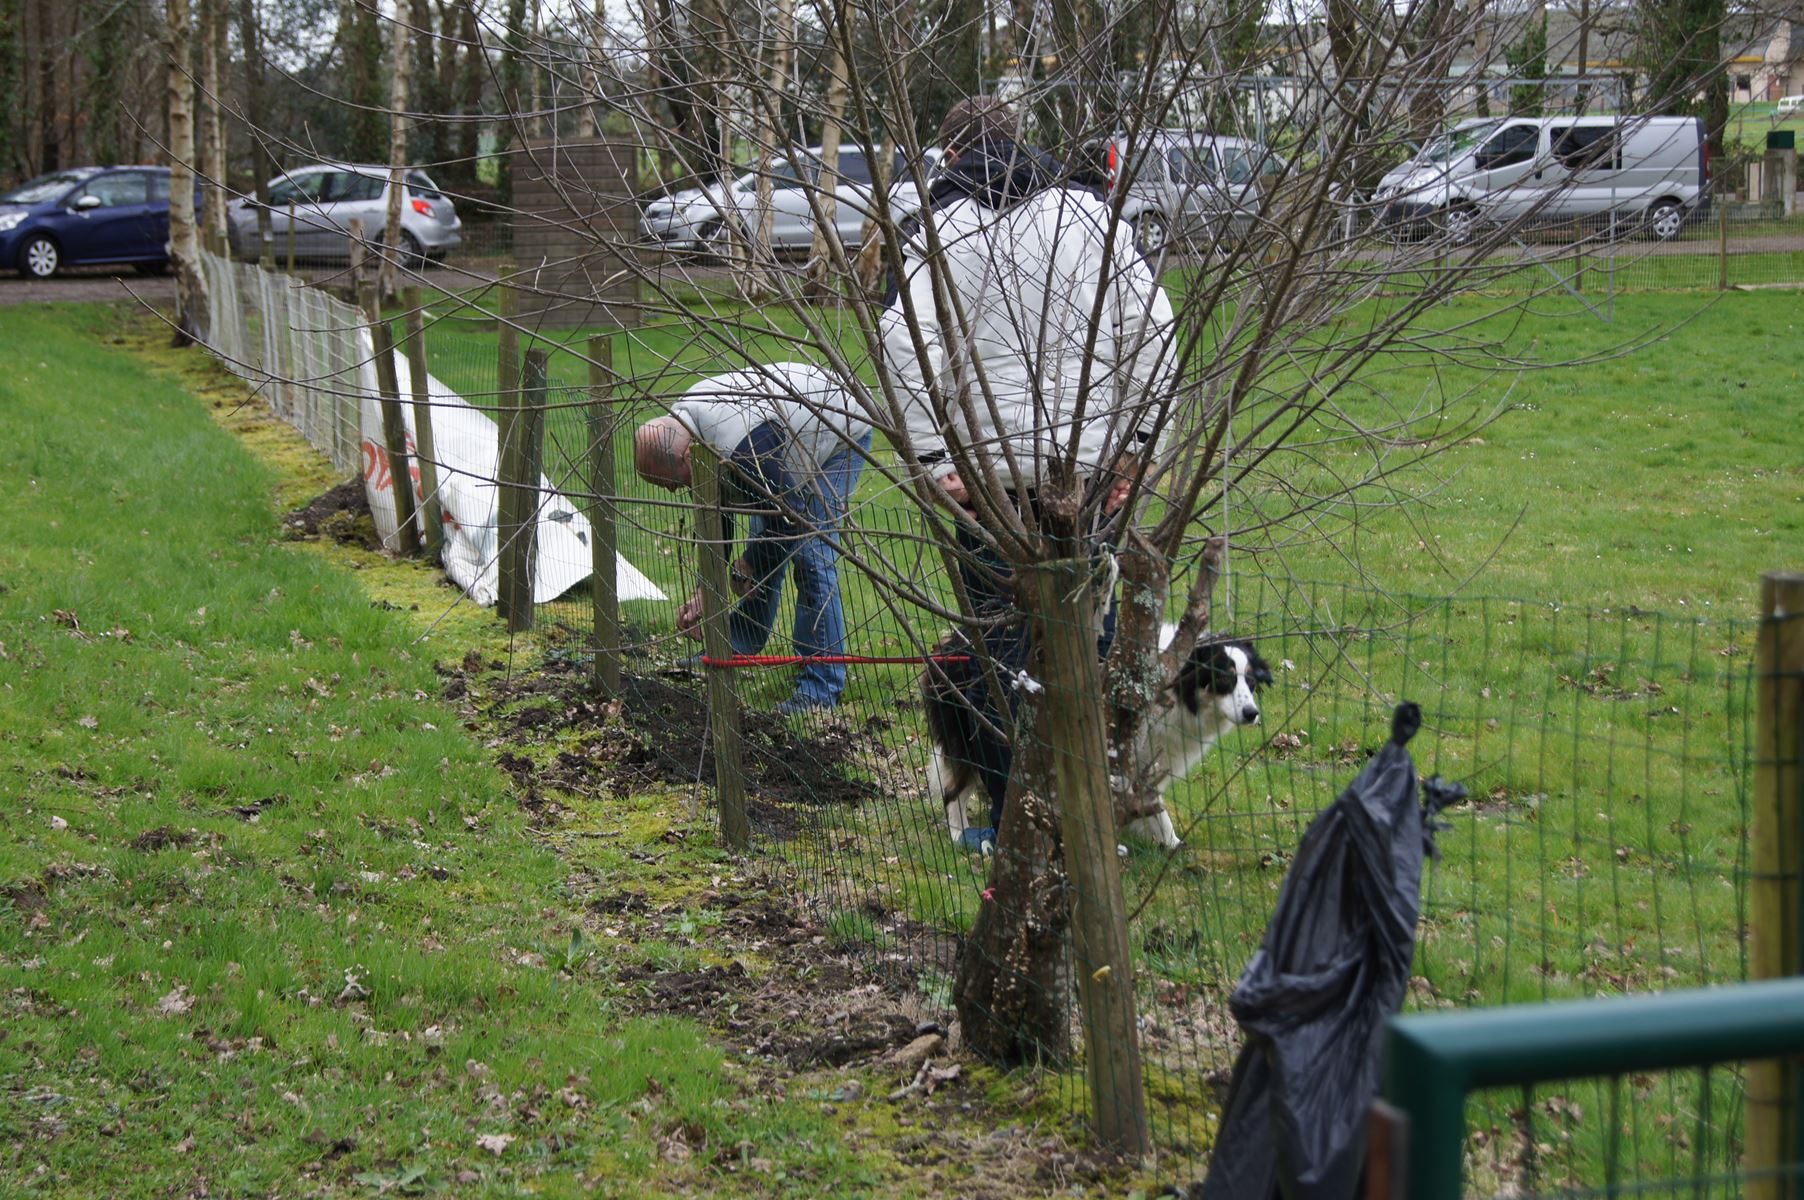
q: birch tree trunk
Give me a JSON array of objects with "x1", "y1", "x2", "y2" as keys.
[
  {"x1": 166, "y1": 0, "x2": 205, "y2": 344},
  {"x1": 382, "y1": 0, "x2": 413, "y2": 297}
]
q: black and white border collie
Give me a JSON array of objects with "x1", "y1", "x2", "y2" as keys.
[{"x1": 922, "y1": 624, "x2": 1272, "y2": 850}]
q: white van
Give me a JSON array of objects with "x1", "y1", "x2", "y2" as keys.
[
  {"x1": 1377, "y1": 115, "x2": 1707, "y2": 242},
  {"x1": 1777, "y1": 95, "x2": 1803, "y2": 118}
]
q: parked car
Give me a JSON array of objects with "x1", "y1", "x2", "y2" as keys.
[
  {"x1": 1375, "y1": 115, "x2": 1707, "y2": 242},
  {"x1": 1777, "y1": 95, "x2": 1803, "y2": 118},
  {"x1": 640, "y1": 146, "x2": 937, "y2": 254},
  {"x1": 0, "y1": 166, "x2": 194, "y2": 279},
  {"x1": 227, "y1": 163, "x2": 461, "y2": 266},
  {"x1": 1101, "y1": 130, "x2": 1287, "y2": 255}
]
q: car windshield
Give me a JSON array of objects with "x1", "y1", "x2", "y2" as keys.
[
  {"x1": 1219, "y1": 147, "x2": 1280, "y2": 185},
  {"x1": 1416, "y1": 121, "x2": 1502, "y2": 164},
  {"x1": 2, "y1": 171, "x2": 91, "y2": 205}
]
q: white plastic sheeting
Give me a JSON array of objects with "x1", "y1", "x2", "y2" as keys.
[
  {"x1": 193, "y1": 247, "x2": 665, "y2": 609},
  {"x1": 358, "y1": 346, "x2": 666, "y2": 607}
]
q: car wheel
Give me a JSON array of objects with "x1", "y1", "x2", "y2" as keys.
[
  {"x1": 1133, "y1": 212, "x2": 1171, "y2": 257},
  {"x1": 19, "y1": 234, "x2": 59, "y2": 279},
  {"x1": 1644, "y1": 200, "x2": 1684, "y2": 242},
  {"x1": 399, "y1": 231, "x2": 426, "y2": 272},
  {"x1": 1434, "y1": 203, "x2": 1478, "y2": 245}
]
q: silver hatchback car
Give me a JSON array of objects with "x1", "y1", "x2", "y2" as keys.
[
  {"x1": 228, "y1": 163, "x2": 461, "y2": 266},
  {"x1": 1104, "y1": 130, "x2": 1285, "y2": 255}
]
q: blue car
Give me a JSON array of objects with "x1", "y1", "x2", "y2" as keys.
[{"x1": 0, "y1": 166, "x2": 193, "y2": 279}]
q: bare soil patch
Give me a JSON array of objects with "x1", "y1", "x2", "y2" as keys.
[{"x1": 282, "y1": 479, "x2": 378, "y2": 548}]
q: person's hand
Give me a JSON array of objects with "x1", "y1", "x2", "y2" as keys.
[
  {"x1": 1103, "y1": 473, "x2": 1134, "y2": 516},
  {"x1": 675, "y1": 586, "x2": 705, "y2": 641},
  {"x1": 1102, "y1": 456, "x2": 1145, "y2": 516}
]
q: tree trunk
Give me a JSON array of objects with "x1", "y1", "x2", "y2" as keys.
[
  {"x1": 746, "y1": 0, "x2": 792, "y2": 297},
  {"x1": 454, "y1": 0, "x2": 482, "y2": 189},
  {"x1": 1470, "y1": 0, "x2": 1491, "y2": 116},
  {"x1": 497, "y1": 0, "x2": 527, "y2": 205},
  {"x1": 238, "y1": 0, "x2": 272, "y2": 257},
  {"x1": 956, "y1": 506, "x2": 1084, "y2": 1065},
  {"x1": 1572, "y1": 0, "x2": 1590, "y2": 110},
  {"x1": 199, "y1": 0, "x2": 227, "y2": 246},
  {"x1": 382, "y1": 0, "x2": 412, "y2": 298},
  {"x1": 166, "y1": 0, "x2": 205, "y2": 345},
  {"x1": 804, "y1": 18, "x2": 848, "y2": 302},
  {"x1": 1506, "y1": 0, "x2": 1548, "y2": 116},
  {"x1": 0, "y1": 0, "x2": 16, "y2": 180},
  {"x1": 528, "y1": 0, "x2": 543, "y2": 140},
  {"x1": 342, "y1": 1, "x2": 387, "y2": 164},
  {"x1": 952, "y1": 642, "x2": 1071, "y2": 1065},
  {"x1": 1407, "y1": 0, "x2": 1460, "y2": 143}
]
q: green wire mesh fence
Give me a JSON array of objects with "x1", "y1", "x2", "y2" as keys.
[{"x1": 191, "y1": 245, "x2": 1769, "y2": 1189}]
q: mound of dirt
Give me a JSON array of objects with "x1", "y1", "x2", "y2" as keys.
[
  {"x1": 283, "y1": 480, "x2": 379, "y2": 548},
  {"x1": 482, "y1": 660, "x2": 882, "y2": 838}
]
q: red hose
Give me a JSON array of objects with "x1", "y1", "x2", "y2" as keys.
[{"x1": 698, "y1": 653, "x2": 972, "y2": 668}]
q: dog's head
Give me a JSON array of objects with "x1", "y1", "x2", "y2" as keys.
[{"x1": 1174, "y1": 638, "x2": 1273, "y2": 728}]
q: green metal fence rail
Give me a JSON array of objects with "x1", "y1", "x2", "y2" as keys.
[{"x1": 1381, "y1": 977, "x2": 1804, "y2": 1198}]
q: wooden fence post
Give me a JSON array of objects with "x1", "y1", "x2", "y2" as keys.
[
  {"x1": 691, "y1": 443, "x2": 749, "y2": 850},
  {"x1": 494, "y1": 268, "x2": 522, "y2": 622},
  {"x1": 1749, "y1": 571, "x2": 1804, "y2": 1200},
  {"x1": 586, "y1": 335, "x2": 622, "y2": 697},
  {"x1": 370, "y1": 320, "x2": 422, "y2": 557},
  {"x1": 1031, "y1": 558, "x2": 1151, "y2": 1159},
  {"x1": 499, "y1": 347, "x2": 546, "y2": 633},
  {"x1": 285, "y1": 200, "x2": 296, "y2": 275},
  {"x1": 401, "y1": 288, "x2": 444, "y2": 558}
]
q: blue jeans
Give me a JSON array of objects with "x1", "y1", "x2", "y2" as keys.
[{"x1": 727, "y1": 433, "x2": 869, "y2": 706}]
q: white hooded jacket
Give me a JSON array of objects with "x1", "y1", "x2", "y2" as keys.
[{"x1": 878, "y1": 162, "x2": 1178, "y2": 489}]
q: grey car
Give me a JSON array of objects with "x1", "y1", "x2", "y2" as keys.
[
  {"x1": 228, "y1": 163, "x2": 461, "y2": 266},
  {"x1": 641, "y1": 146, "x2": 933, "y2": 254},
  {"x1": 1104, "y1": 130, "x2": 1285, "y2": 255}
]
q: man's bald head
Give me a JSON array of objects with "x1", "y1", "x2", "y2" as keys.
[{"x1": 633, "y1": 416, "x2": 694, "y2": 490}]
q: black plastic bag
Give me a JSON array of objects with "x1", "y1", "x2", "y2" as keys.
[{"x1": 1201, "y1": 703, "x2": 1467, "y2": 1200}]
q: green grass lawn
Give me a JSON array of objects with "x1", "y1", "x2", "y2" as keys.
[{"x1": 0, "y1": 306, "x2": 900, "y2": 1198}]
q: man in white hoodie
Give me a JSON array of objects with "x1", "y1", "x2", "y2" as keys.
[
  {"x1": 881, "y1": 97, "x2": 1178, "y2": 845},
  {"x1": 634, "y1": 362, "x2": 871, "y2": 715}
]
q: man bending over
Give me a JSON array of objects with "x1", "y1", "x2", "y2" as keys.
[{"x1": 633, "y1": 362, "x2": 871, "y2": 715}]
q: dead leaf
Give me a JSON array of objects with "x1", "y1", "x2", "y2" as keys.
[
  {"x1": 175, "y1": 1134, "x2": 195, "y2": 1153},
  {"x1": 887, "y1": 1032, "x2": 943, "y2": 1076},
  {"x1": 76, "y1": 715, "x2": 98, "y2": 730},
  {"x1": 157, "y1": 985, "x2": 194, "y2": 1016},
  {"x1": 474, "y1": 1132, "x2": 514, "y2": 1156}
]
